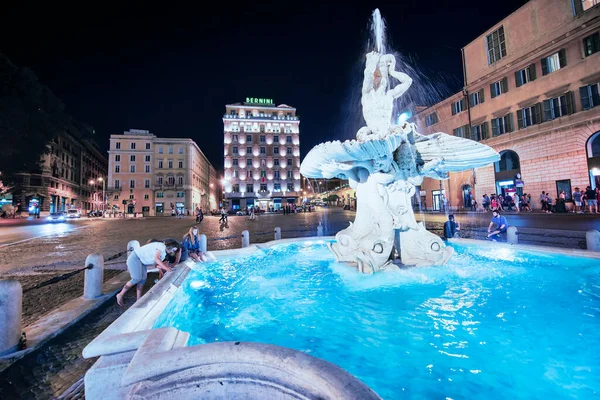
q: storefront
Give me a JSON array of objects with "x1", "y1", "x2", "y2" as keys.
[
  {"x1": 494, "y1": 150, "x2": 522, "y2": 196},
  {"x1": 176, "y1": 202, "x2": 185, "y2": 214},
  {"x1": 155, "y1": 202, "x2": 164, "y2": 216},
  {"x1": 431, "y1": 189, "x2": 446, "y2": 211}
]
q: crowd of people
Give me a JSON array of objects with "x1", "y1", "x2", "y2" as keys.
[{"x1": 481, "y1": 193, "x2": 531, "y2": 212}]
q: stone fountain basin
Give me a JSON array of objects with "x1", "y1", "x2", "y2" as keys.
[{"x1": 82, "y1": 237, "x2": 380, "y2": 400}]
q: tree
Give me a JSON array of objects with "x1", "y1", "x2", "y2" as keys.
[
  {"x1": 0, "y1": 53, "x2": 72, "y2": 188},
  {"x1": 326, "y1": 194, "x2": 339, "y2": 205}
]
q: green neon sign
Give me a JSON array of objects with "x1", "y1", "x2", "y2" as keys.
[{"x1": 245, "y1": 97, "x2": 274, "y2": 105}]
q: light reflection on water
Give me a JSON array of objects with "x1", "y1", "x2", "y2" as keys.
[{"x1": 154, "y1": 242, "x2": 600, "y2": 399}]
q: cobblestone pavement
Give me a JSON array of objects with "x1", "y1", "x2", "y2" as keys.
[
  {"x1": 0, "y1": 273, "x2": 158, "y2": 400},
  {"x1": 4, "y1": 270, "x2": 122, "y2": 327},
  {"x1": 0, "y1": 209, "x2": 356, "y2": 275}
]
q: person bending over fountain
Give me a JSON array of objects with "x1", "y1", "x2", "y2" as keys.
[
  {"x1": 116, "y1": 239, "x2": 180, "y2": 306},
  {"x1": 358, "y1": 51, "x2": 412, "y2": 140}
]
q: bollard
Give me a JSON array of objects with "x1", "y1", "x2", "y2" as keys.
[
  {"x1": 274, "y1": 227, "x2": 281, "y2": 241},
  {"x1": 199, "y1": 234, "x2": 207, "y2": 253},
  {"x1": 0, "y1": 280, "x2": 22, "y2": 356},
  {"x1": 84, "y1": 254, "x2": 104, "y2": 299},
  {"x1": 317, "y1": 221, "x2": 324, "y2": 237},
  {"x1": 127, "y1": 240, "x2": 140, "y2": 258},
  {"x1": 507, "y1": 226, "x2": 518, "y2": 244},
  {"x1": 242, "y1": 230, "x2": 250, "y2": 248},
  {"x1": 586, "y1": 230, "x2": 600, "y2": 251}
]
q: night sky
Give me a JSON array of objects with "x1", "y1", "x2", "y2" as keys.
[{"x1": 1, "y1": 1, "x2": 527, "y2": 171}]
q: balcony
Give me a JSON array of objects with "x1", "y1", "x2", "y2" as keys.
[
  {"x1": 153, "y1": 184, "x2": 184, "y2": 190},
  {"x1": 106, "y1": 187, "x2": 122, "y2": 192}
]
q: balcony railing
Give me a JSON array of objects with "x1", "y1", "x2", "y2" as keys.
[
  {"x1": 106, "y1": 187, "x2": 122, "y2": 192},
  {"x1": 153, "y1": 184, "x2": 184, "y2": 190}
]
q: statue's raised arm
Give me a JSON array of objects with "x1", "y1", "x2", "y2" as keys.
[
  {"x1": 362, "y1": 52, "x2": 381, "y2": 95},
  {"x1": 385, "y1": 56, "x2": 412, "y2": 99}
]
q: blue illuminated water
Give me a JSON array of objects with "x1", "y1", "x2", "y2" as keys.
[{"x1": 153, "y1": 241, "x2": 600, "y2": 399}]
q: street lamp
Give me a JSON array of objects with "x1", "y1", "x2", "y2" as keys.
[{"x1": 98, "y1": 177, "x2": 105, "y2": 212}]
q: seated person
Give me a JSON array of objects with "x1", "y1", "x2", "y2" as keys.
[
  {"x1": 443, "y1": 215, "x2": 460, "y2": 239},
  {"x1": 487, "y1": 211, "x2": 508, "y2": 241},
  {"x1": 182, "y1": 226, "x2": 203, "y2": 262}
]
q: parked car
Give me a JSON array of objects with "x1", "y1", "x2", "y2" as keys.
[
  {"x1": 47, "y1": 212, "x2": 66, "y2": 223},
  {"x1": 87, "y1": 210, "x2": 103, "y2": 218},
  {"x1": 67, "y1": 209, "x2": 82, "y2": 218}
]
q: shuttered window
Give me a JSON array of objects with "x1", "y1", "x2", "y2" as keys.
[
  {"x1": 491, "y1": 114, "x2": 514, "y2": 136},
  {"x1": 541, "y1": 49, "x2": 566, "y2": 75},
  {"x1": 469, "y1": 89, "x2": 485, "y2": 107},
  {"x1": 583, "y1": 32, "x2": 600, "y2": 57},
  {"x1": 580, "y1": 83, "x2": 600, "y2": 110},
  {"x1": 516, "y1": 104, "x2": 542, "y2": 129},
  {"x1": 515, "y1": 64, "x2": 537, "y2": 87},
  {"x1": 490, "y1": 77, "x2": 508, "y2": 98},
  {"x1": 542, "y1": 92, "x2": 575, "y2": 120},
  {"x1": 470, "y1": 122, "x2": 489, "y2": 142}
]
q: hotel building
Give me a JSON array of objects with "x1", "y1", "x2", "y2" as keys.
[
  {"x1": 222, "y1": 98, "x2": 301, "y2": 211},
  {"x1": 107, "y1": 129, "x2": 216, "y2": 216},
  {"x1": 413, "y1": 0, "x2": 600, "y2": 210}
]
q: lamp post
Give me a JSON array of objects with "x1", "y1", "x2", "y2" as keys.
[{"x1": 98, "y1": 177, "x2": 105, "y2": 212}]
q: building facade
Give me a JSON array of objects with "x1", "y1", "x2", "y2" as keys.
[
  {"x1": 12, "y1": 130, "x2": 108, "y2": 216},
  {"x1": 414, "y1": 0, "x2": 600, "y2": 210},
  {"x1": 106, "y1": 129, "x2": 215, "y2": 216},
  {"x1": 223, "y1": 98, "x2": 302, "y2": 211}
]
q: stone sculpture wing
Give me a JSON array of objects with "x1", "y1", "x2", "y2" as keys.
[{"x1": 413, "y1": 133, "x2": 500, "y2": 179}]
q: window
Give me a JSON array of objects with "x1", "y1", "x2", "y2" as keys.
[
  {"x1": 145, "y1": 165, "x2": 150, "y2": 173},
  {"x1": 130, "y1": 155, "x2": 135, "y2": 162},
  {"x1": 274, "y1": 146, "x2": 279, "y2": 154},
  {"x1": 517, "y1": 104, "x2": 541, "y2": 129},
  {"x1": 260, "y1": 135, "x2": 266, "y2": 143},
  {"x1": 157, "y1": 192, "x2": 164, "y2": 198},
  {"x1": 145, "y1": 155, "x2": 151, "y2": 162},
  {"x1": 287, "y1": 183, "x2": 294, "y2": 191},
  {"x1": 167, "y1": 176, "x2": 174, "y2": 185},
  {"x1": 130, "y1": 194, "x2": 134, "y2": 200},
  {"x1": 287, "y1": 170, "x2": 293, "y2": 178},
  {"x1": 115, "y1": 155, "x2": 121, "y2": 162},
  {"x1": 246, "y1": 135, "x2": 252, "y2": 143},
  {"x1": 116, "y1": 142, "x2": 121, "y2": 149},
  {"x1": 495, "y1": 151, "x2": 520, "y2": 172},
  {"x1": 247, "y1": 158, "x2": 253, "y2": 166},
  {"x1": 233, "y1": 170, "x2": 239, "y2": 178},
  {"x1": 469, "y1": 89, "x2": 485, "y2": 107},
  {"x1": 574, "y1": 0, "x2": 600, "y2": 16},
  {"x1": 274, "y1": 171, "x2": 280, "y2": 179},
  {"x1": 260, "y1": 125, "x2": 265, "y2": 132},
  {"x1": 144, "y1": 194, "x2": 149, "y2": 200},
  {"x1": 515, "y1": 64, "x2": 537, "y2": 87},
  {"x1": 491, "y1": 114, "x2": 514, "y2": 136},
  {"x1": 490, "y1": 77, "x2": 508, "y2": 98},
  {"x1": 113, "y1": 194, "x2": 119, "y2": 200},
  {"x1": 556, "y1": 179, "x2": 572, "y2": 200},
  {"x1": 580, "y1": 82, "x2": 600, "y2": 110},
  {"x1": 260, "y1": 184, "x2": 268, "y2": 191},
  {"x1": 246, "y1": 146, "x2": 252, "y2": 153},
  {"x1": 168, "y1": 160, "x2": 173, "y2": 169},
  {"x1": 274, "y1": 183, "x2": 281, "y2": 191},
  {"x1": 451, "y1": 99, "x2": 465, "y2": 115},
  {"x1": 158, "y1": 147, "x2": 164, "y2": 154},
  {"x1": 287, "y1": 147, "x2": 292, "y2": 155},
  {"x1": 543, "y1": 92, "x2": 575, "y2": 120},
  {"x1": 452, "y1": 125, "x2": 468, "y2": 138},
  {"x1": 178, "y1": 161, "x2": 183, "y2": 168},
  {"x1": 130, "y1": 180, "x2": 135, "y2": 188},
  {"x1": 246, "y1": 184, "x2": 254, "y2": 193},
  {"x1": 131, "y1": 143, "x2": 136, "y2": 150},
  {"x1": 541, "y1": 50, "x2": 566, "y2": 75},
  {"x1": 157, "y1": 176, "x2": 163, "y2": 185},
  {"x1": 274, "y1": 159, "x2": 280, "y2": 166},
  {"x1": 115, "y1": 165, "x2": 120, "y2": 173},
  {"x1": 233, "y1": 134, "x2": 238, "y2": 142},
  {"x1": 273, "y1": 135, "x2": 279, "y2": 143},
  {"x1": 233, "y1": 184, "x2": 239, "y2": 193},
  {"x1": 486, "y1": 26, "x2": 507, "y2": 65},
  {"x1": 584, "y1": 32, "x2": 600, "y2": 57},
  {"x1": 233, "y1": 159, "x2": 238, "y2": 166},
  {"x1": 233, "y1": 147, "x2": 238, "y2": 154},
  {"x1": 286, "y1": 136, "x2": 292, "y2": 143},
  {"x1": 145, "y1": 179, "x2": 150, "y2": 188},
  {"x1": 158, "y1": 160, "x2": 163, "y2": 168},
  {"x1": 425, "y1": 112, "x2": 438, "y2": 126},
  {"x1": 178, "y1": 147, "x2": 183, "y2": 154},
  {"x1": 115, "y1": 180, "x2": 120, "y2": 188},
  {"x1": 470, "y1": 122, "x2": 489, "y2": 142},
  {"x1": 260, "y1": 170, "x2": 266, "y2": 178},
  {"x1": 287, "y1": 158, "x2": 293, "y2": 166},
  {"x1": 246, "y1": 170, "x2": 252, "y2": 178},
  {"x1": 178, "y1": 176, "x2": 183, "y2": 185},
  {"x1": 146, "y1": 143, "x2": 151, "y2": 150},
  {"x1": 260, "y1": 147, "x2": 266, "y2": 154},
  {"x1": 130, "y1": 165, "x2": 136, "y2": 173},
  {"x1": 168, "y1": 146, "x2": 173, "y2": 154}
]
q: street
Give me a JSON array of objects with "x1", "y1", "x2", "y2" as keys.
[{"x1": 2, "y1": 208, "x2": 600, "y2": 275}]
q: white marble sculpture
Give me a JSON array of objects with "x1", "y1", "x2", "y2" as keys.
[{"x1": 300, "y1": 9, "x2": 499, "y2": 273}]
